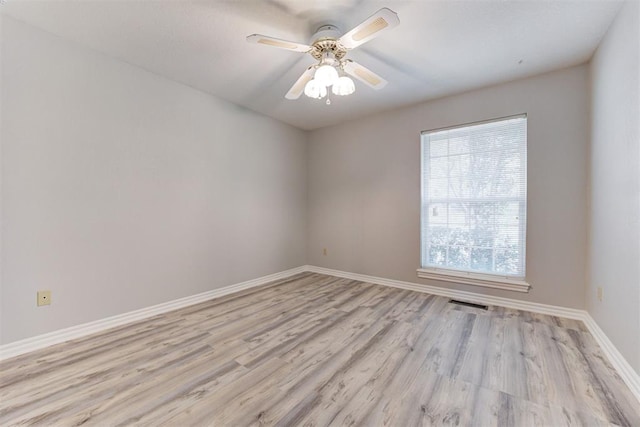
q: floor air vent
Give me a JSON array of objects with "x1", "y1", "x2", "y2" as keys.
[{"x1": 449, "y1": 299, "x2": 488, "y2": 310}]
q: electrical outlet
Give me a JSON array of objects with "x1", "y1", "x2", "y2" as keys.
[
  {"x1": 37, "y1": 290, "x2": 51, "y2": 306},
  {"x1": 323, "y1": 248, "x2": 327, "y2": 256},
  {"x1": 597, "y1": 287, "x2": 603, "y2": 302}
]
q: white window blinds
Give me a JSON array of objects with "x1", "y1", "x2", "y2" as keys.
[{"x1": 420, "y1": 115, "x2": 527, "y2": 278}]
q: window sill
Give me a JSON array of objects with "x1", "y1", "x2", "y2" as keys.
[{"x1": 416, "y1": 268, "x2": 530, "y2": 293}]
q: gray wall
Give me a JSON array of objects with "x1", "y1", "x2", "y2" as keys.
[
  {"x1": 588, "y1": 1, "x2": 640, "y2": 374},
  {"x1": 308, "y1": 65, "x2": 590, "y2": 309},
  {"x1": 0, "y1": 17, "x2": 307, "y2": 344}
]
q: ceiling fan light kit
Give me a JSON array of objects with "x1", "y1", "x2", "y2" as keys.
[
  {"x1": 304, "y1": 78, "x2": 327, "y2": 99},
  {"x1": 305, "y1": 52, "x2": 354, "y2": 102},
  {"x1": 332, "y1": 76, "x2": 356, "y2": 96},
  {"x1": 314, "y1": 62, "x2": 339, "y2": 87},
  {"x1": 247, "y1": 7, "x2": 399, "y2": 104}
]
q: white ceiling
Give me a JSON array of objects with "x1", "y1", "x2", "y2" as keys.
[{"x1": 1, "y1": 0, "x2": 623, "y2": 130}]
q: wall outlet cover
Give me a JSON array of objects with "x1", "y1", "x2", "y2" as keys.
[{"x1": 37, "y1": 290, "x2": 51, "y2": 306}]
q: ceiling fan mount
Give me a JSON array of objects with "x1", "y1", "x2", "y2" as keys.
[{"x1": 246, "y1": 8, "x2": 400, "y2": 101}]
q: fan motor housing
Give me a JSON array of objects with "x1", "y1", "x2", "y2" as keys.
[{"x1": 309, "y1": 25, "x2": 347, "y2": 60}]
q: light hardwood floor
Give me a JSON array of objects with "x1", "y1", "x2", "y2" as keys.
[{"x1": 1, "y1": 273, "x2": 639, "y2": 426}]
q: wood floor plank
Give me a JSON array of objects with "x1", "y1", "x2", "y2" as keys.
[
  {"x1": 0, "y1": 328, "x2": 212, "y2": 408},
  {"x1": 1, "y1": 273, "x2": 638, "y2": 426},
  {"x1": 545, "y1": 324, "x2": 640, "y2": 426},
  {"x1": 284, "y1": 320, "x2": 415, "y2": 426}
]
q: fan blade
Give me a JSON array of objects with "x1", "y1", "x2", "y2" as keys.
[
  {"x1": 338, "y1": 8, "x2": 399, "y2": 49},
  {"x1": 285, "y1": 66, "x2": 315, "y2": 100},
  {"x1": 246, "y1": 34, "x2": 311, "y2": 53},
  {"x1": 343, "y1": 60, "x2": 387, "y2": 90}
]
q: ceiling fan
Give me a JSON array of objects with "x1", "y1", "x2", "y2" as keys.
[{"x1": 247, "y1": 8, "x2": 400, "y2": 103}]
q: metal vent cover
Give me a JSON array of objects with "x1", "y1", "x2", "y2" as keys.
[{"x1": 449, "y1": 299, "x2": 488, "y2": 310}]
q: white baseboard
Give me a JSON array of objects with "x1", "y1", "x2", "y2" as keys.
[
  {"x1": 2, "y1": 263, "x2": 638, "y2": 403},
  {"x1": 0, "y1": 266, "x2": 307, "y2": 361},
  {"x1": 304, "y1": 265, "x2": 584, "y2": 319},
  {"x1": 304, "y1": 265, "x2": 640, "y2": 402}
]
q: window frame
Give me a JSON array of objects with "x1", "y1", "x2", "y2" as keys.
[{"x1": 417, "y1": 114, "x2": 530, "y2": 293}]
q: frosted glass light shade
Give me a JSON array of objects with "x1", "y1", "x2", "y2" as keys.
[
  {"x1": 304, "y1": 79, "x2": 327, "y2": 99},
  {"x1": 332, "y1": 76, "x2": 355, "y2": 96},
  {"x1": 314, "y1": 64, "x2": 339, "y2": 87}
]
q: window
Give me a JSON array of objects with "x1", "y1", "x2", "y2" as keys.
[{"x1": 418, "y1": 115, "x2": 529, "y2": 292}]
